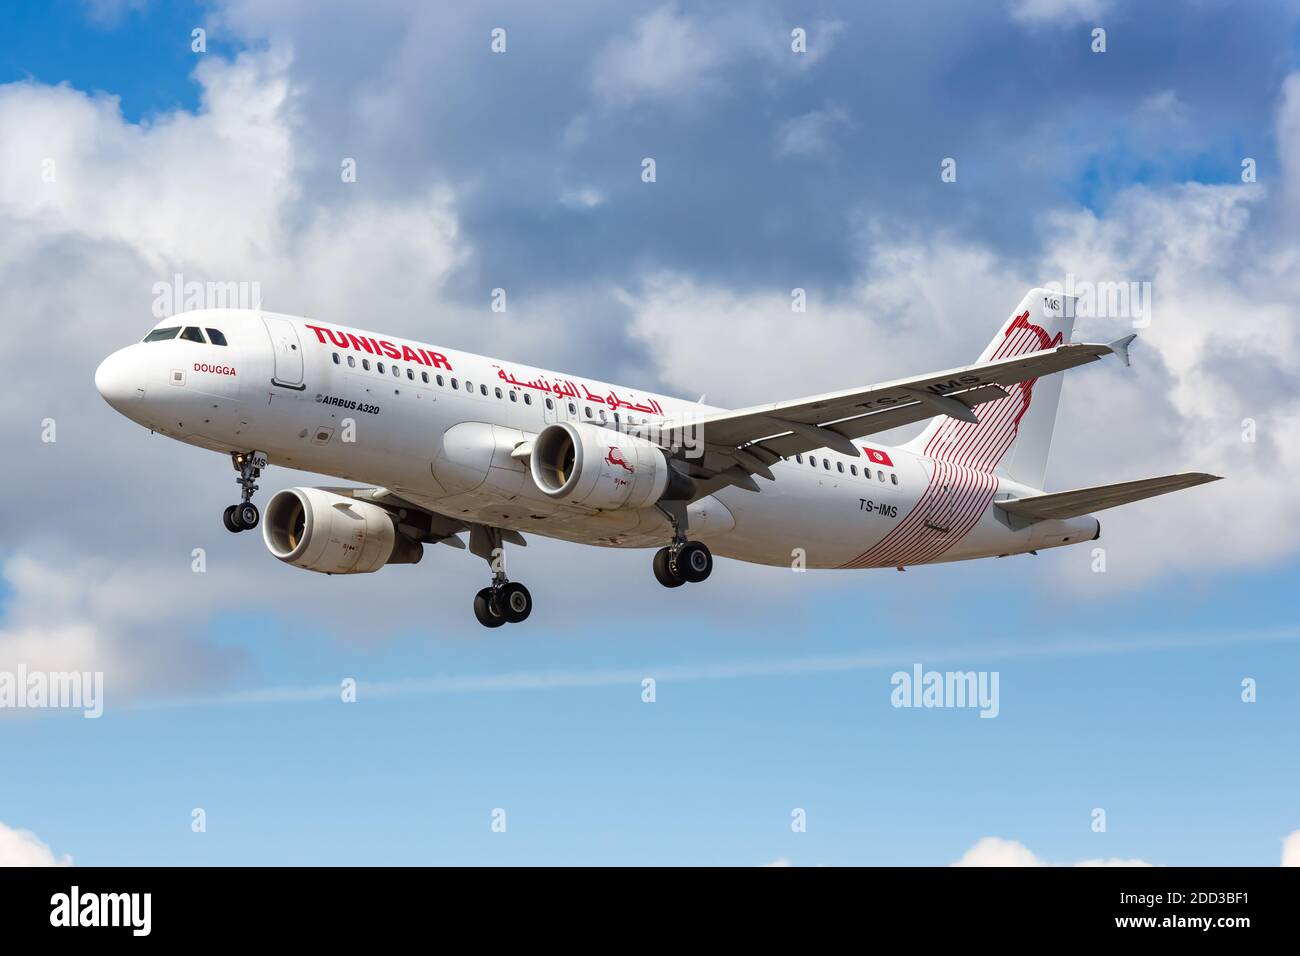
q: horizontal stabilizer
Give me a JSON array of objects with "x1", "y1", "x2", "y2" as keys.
[{"x1": 996, "y1": 473, "x2": 1221, "y2": 521}]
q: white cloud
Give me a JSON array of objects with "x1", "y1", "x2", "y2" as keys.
[
  {"x1": 79, "y1": 0, "x2": 149, "y2": 29},
  {"x1": 0, "y1": 47, "x2": 489, "y2": 696},
  {"x1": 590, "y1": 6, "x2": 843, "y2": 108},
  {"x1": 0, "y1": 51, "x2": 297, "y2": 274},
  {"x1": 620, "y1": 226, "x2": 1026, "y2": 408},
  {"x1": 559, "y1": 186, "x2": 607, "y2": 209},
  {"x1": 0, "y1": 554, "x2": 256, "y2": 705},
  {"x1": 954, "y1": 836, "x2": 1152, "y2": 867},
  {"x1": 960, "y1": 831, "x2": 1300, "y2": 866},
  {"x1": 760, "y1": 857, "x2": 793, "y2": 867},
  {"x1": 776, "y1": 104, "x2": 851, "y2": 157},
  {"x1": 1008, "y1": 0, "x2": 1112, "y2": 26},
  {"x1": 620, "y1": 157, "x2": 1300, "y2": 588},
  {"x1": 591, "y1": 5, "x2": 727, "y2": 107},
  {"x1": 1282, "y1": 829, "x2": 1300, "y2": 866},
  {"x1": 1278, "y1": 73, "x2": 1300, "y2": 214},
  {"x1": 0, "y1": 822, "x2": 72, "y2": 866},
  {"x1": 953, "y1": 837, "x2": 1045, "y2": 866},
  {"x1": 1075, "y1": 856, "x2": 1159, "y2": 867}
]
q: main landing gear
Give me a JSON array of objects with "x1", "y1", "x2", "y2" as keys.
[
  {"x1": 651, "y1": 500, "x2": 712, "y2": 587},
  {"x1": 223, "y1": 450, "x2": 268, "y2": 534},
  {"x1": 469, "y1": 525, "x2": 533, "y2": 629},
  {"x1": 652, "y1": 540, "x2": 713, "y2": 587},
  {"x1": 473, "y1": 581, "x2": 533, "y2": 629}
]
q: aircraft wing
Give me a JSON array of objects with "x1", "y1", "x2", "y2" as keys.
[
  {"x1": 995, "y1": 473, "x2": 1222, "y2": 521},
  {"x1": 668, "y1": 339, "x2": 1129, "y2": 495}
]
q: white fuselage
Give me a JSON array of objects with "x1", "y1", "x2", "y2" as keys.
[{"x1": 94, "y1": 309, "x2": 1099, "y2": 570}]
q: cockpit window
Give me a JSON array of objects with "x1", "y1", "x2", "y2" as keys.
[
  {"x1": 143, "y1": 327, "x2": 180, "y2": 343},
  {"x1": 205, "y1": 328, "x2": 228, "y2": 346},
  {"x1": 179, "y1": 327, "x2": 206, "y2": 343}
]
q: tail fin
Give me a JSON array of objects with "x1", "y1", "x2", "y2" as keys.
[{"x1": 904, "y1": 288, "x2": 1074, "y2": 489}]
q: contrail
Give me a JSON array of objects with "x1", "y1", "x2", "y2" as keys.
[{"x1": 129, "y1": 625, "x2": 1300, "y2": 711}]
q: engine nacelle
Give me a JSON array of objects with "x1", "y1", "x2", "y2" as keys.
[
  {"x1": 262, "y1": 487, "x2": 423, "y2": 574},
  {"x1": 530, "y1": 422, "x2": 683, "y2": 510}
]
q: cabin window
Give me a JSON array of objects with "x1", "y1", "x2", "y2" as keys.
[
  {"x1": 836, "y1": 461, "x2": 844, "y2": 473},
  {"x1": 495, "y1": 387, "x2": 503, "y2": 399},
  {"x1": 878, "y1": 470, "x2": 885, "y2": 481},
  {"x1": 332, "y1": 353, "x2": 340, "y2": 365},
  {"x1": 464, "y1": 380, "x2": 472, "y2": 392},
  {"x1": 407, "y1": 368, "x2": 415, "y2": 380},
  {"x1": 377, "y1": 362, "x2": 386, "y2": 374},
  {"x1": 795, "y1": 454, "x2": 803, "y2": 464},
  {"x1": 143, "y1": 327, "x2": 180, "y2": 342},
  {"x1": 523, "y1": 393, "x2": 532, "y2": 405},
  {"x1": 545, "y1": 398, "x2": 554, "y2": 410},
  {"x1": 362, "y1": 359, "x2": 371, "y2": 371},
  {"x1": 393, "y1": 365, "x2": 401, "y2": 377},
  {"x1": 598, "y1": 409, "x2": 607, "y2": 422},
  {"x1": 347, "y1": 355, "x2": 356, "y2": 368},
  {"x1": 436, "y1": 374, "x2": 444, "y2": 386},
  {"x1": 823, "y1": 459, "x2": 831, "y2": 470},
  {"x1": 179, "y1": 326, "x2": 206, "y2": 343},
  {"x1": 808, "y1": 457, "x2": 817, "y2": 468},
  {"x1": 421, "y1": 371, "x2": 428, "y2": 383},
  {"x1": 509, "y1": 391, "x2": 517, "y2": 402},
  {"x1": 568, "y1": 403, "x2": 577, "y2": 416},
  {"x1": 480, "y1": 384, "x2": 488, "y2": 396},
  {"x1": 850, "y1": 465, "x2": 858, "y2": 476},
  {"x1": 205, "y1": 328, "x2": 228, "y2": 346},
  {"x1": 891, "y1": 473, "x2": 899, "y2": 485}
]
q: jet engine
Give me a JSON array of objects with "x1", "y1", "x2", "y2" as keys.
[
  {"x1": 529, "y1": 421, "x2": 692, "y2": 510},
  {"x1": 262, "y1": 487, "x2": 424, "y2": 574}
]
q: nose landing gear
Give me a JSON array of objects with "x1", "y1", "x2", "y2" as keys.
[{"x1": 223, "y1": 451, "x2": 268, "y2": 533}]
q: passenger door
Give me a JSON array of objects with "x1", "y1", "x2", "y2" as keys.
[{"x1": 261, "y1": 315, "x2": 305, "y2": 389}]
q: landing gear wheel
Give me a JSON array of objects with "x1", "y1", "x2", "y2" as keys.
[
  {"x1": 227, "y1": 451, "x2": 266, "y2": 534},
  {"x1": 499, "y1": 582, "x2": 533, "y2": 623},
  {"x1": 473, "y1": 587, "x2": 508, "y2": 628},
  {"x1": 678, "y1": 542, "x2": 713, "y2": 583},
  {"x1": 236, "y1": 502, "x2": 260, "y2": 531},
  {"x1": 653, "y1": 547, "x2": 685, "y2": 588}
]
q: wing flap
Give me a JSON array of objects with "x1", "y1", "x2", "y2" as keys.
[{"x1": 996, "y1": 473, "x2": 1222, "y2": 521}]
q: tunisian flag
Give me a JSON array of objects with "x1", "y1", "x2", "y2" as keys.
[{"x1": 863, "y1": 447, "x2": 894, "y2": 466}]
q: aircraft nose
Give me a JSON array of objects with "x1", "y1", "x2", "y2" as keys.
[{"x1": 94, "y1": 348, "x2": 141, "y2": 410}]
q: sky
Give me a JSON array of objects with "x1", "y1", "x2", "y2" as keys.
[{"x1": 1, "y1": 0, "x2": 1299, "y2": 866}]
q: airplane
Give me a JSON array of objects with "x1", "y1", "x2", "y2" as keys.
[{"x1": 94, "y1": 287, "x2": 1220, "y2": 627}]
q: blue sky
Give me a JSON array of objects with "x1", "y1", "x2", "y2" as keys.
[{"x1": 1, "y1": 0, "x2": 1299, "y2": 866}]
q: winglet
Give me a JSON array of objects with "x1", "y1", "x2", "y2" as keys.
[{"x1": 1107, "y1": 333, "x2": 1138, "y2": 367}]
